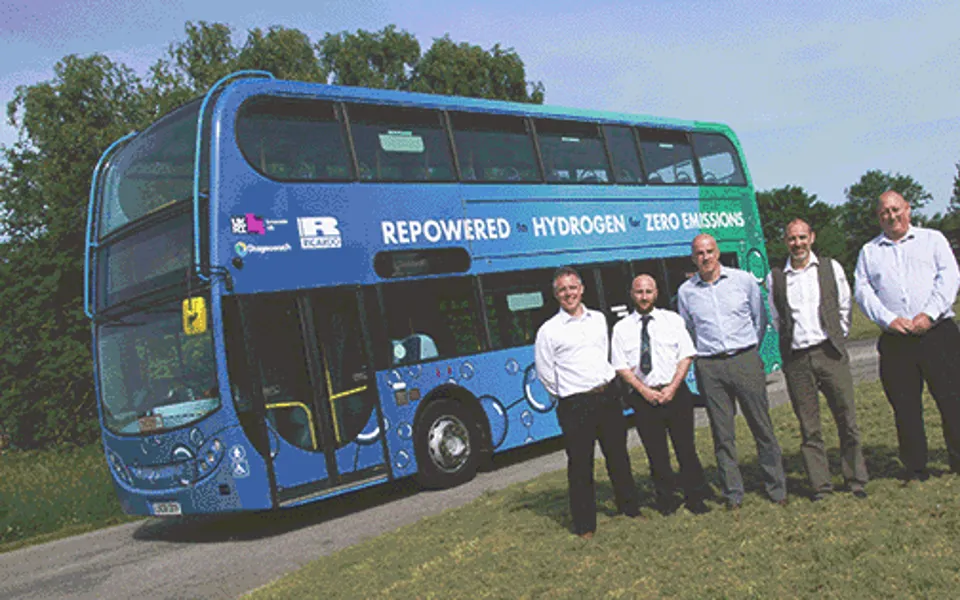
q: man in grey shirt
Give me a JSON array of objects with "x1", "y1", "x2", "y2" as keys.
[
  {"x1": 855, "y1": 190, "x2": 960, "y2": 481},
  {"x1": 678, "y1": 234, "x2": 787, "y2": 509}
]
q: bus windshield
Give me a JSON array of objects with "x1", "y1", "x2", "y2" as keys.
[
  {"x1": 97, "y1": 297, "x2": 219, "y2": 435},
  {"x1": 99, "y1": 99, "x2": 205, "y2": 238}
]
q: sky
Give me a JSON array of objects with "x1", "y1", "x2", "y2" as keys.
[{"x1": 2, "y1": 0, "x2": 959, "y2": 214}]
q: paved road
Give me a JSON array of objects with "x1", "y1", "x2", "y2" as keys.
[{"x1": 0, "y1": 340, "x2": 880, "y2": 600}]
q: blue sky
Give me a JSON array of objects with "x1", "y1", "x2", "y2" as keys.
[{"x1": 2, "y1": 0, "x2": 959, "y2": 214}]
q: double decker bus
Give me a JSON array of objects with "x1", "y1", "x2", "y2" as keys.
[{"x1": 85, "y1": 71, "x2": 776, "y2": 516}]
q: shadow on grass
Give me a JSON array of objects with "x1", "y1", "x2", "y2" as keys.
[{"x1": 504, "y1": 442, "x2": 957, "y2": 531}]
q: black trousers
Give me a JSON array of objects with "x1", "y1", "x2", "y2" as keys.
[
  {"x1": 556, "y1": 390, "x2": 639, "y2": 535},
  {"x1": 878, "y1": 319, "x2": 960, "y2": 474},
  {"x1": 628, "y1": 382, "x2": 708, "y2": 502}
]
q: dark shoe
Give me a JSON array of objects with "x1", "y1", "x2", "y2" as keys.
[
  {"x1": 812, "y1": 491, "x2": 832, "y2": 502},
  {"x1": 904, "y1": 469, "x2": 930, "y2": 483},
  {"x1": 852, "y1": 489, "x2": 868, "y2": 499},
  {"x1": 686, "y1": 499, "x2": 711, "y2": 515},
  {"x1": 655, "y1": 496, "x2": 681, "y2": 516}
]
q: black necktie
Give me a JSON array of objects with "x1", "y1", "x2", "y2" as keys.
[{"x1": 640, "y1": 314, "x2": 652, "y2": 375}]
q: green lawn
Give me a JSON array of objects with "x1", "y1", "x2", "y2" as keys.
[
  {"x1": 848, "y1": 299, "x2": 960, "y2": 340},
  {"x1": 247, "y1": 380, "x2": 960, "y2": 599},
  {"x1": 0, "y1": 443, "x2": 136, "y2": 552}
]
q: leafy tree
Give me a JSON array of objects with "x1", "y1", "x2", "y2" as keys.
[
  {"x1": 0, "y1": 55, "x2": 153, "y2": 447},
  {"x1": 411, "y1": 35, "x2": 545, "y2": 103},
  {"x1": 841, "y1": 170, "x2": 932, "y2": 269},
  {"x1": 236, "y1": 26, "x2": 326, "y2": 83},
  {"x1": 950, "y1": 161, "x2": 960, "y2": 215},
  {"x1": 317, "y1": 25, "x2": 421, "y2": 90},
  {"x1": 756, "y1": 185, "x2": 843, "y2": 268}
]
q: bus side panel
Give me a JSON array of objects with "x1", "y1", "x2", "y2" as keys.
[{"x1": 376, "y1": 347, "x2": 563, "y2": 478}]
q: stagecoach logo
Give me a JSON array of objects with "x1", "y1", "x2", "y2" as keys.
[
  {"x1": 298, "y1": 216, "x2": 342, "y2": 250},
  {"x1": 234, "y1": 241, "x2": 292, "y2": 257}
]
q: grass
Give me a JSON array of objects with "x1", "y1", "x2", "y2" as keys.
[
  {"x1": 247, "y1": 380, "x2": 960, "y2": 599},
  {"x1": 0, "y1": 443, "x2": 136, "y2": 552},
  {"x1": 848, "y1": 298, "x2": 960, "y2": 341}
]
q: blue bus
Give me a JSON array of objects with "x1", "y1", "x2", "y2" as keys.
[{"x1": 85, "y1": 72, "x2": 775, "y2": 516}]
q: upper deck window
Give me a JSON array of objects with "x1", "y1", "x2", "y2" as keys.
[
  {"x1": 236, "y1": 97, "x2": 352, "y2": 181},
  {"x1": 637, "y1": 128, "x2": 697, "y2": 185},
  {"x1": 692, "y1": 132, "x2": 747, "y2": 186},
  {"x1": 449, "y1": 112, "x2": 541, "y2": 182},
  {"x1": 100, "y1": 99, "x2": 204, "y2": 238},
  {"x1": 536, "y1": 119, "x2": 611, "y2": 184},
  {"x1": 347, "y1": 104, "x2": 455, "y2": 182},
  {"x1": 603, "y1": 125, "x2": 644, "y2": 184}
]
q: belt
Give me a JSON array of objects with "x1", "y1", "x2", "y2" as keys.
[
  {"x1": 584, "y1": 382, "x2": 609, "y2": 395},
  {"x1": 702, "y1": 345, "x2": 755, "y2": 360},
  {"x1": 794, "y1": 341, "x2": 829, "y2": 353}
]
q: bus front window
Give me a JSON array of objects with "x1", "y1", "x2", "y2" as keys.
[{"x1": 97, "y1": 298, "x2": 219, "y2": 435}]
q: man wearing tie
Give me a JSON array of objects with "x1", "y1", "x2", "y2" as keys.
[
  {"x1": 855, "y1": 190, "x2": 960, "y2": 481},
  {"x1": 612, "y1": 274, "x2": 710, "y2": 515},
  {"x1": 535, "y1": 266, "x2": 642, "y2": 538}
]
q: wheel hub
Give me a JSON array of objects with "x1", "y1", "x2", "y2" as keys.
[{"x1": 427, "y1": 416, "x2": 470, "y2": 473}]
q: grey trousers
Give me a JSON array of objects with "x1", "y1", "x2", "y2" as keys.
[
  {"x1": 696, "y1": 348, "x2": 787, "y2": 504},
  {"x1": 782, "y1": 343, "x2": 868, "y2": 494}
]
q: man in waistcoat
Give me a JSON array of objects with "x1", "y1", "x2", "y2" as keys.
[{"x1": 767, "y1": 218, "x2": 868, "y2": 500}]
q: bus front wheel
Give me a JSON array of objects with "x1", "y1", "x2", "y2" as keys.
[{"x1": 414, "y1": 398, "x2": 481, "y2": 489}]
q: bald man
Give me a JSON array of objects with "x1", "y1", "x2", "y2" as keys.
[
  {"x1": 612, "y1": 274, "x2": 710, "y2": 515},
  {"x1": 855, "y1": 190, "x2": 960, "y2": 481},
  {"x1": 678, "y1": 234, "x2": 787, "y2": 509}
]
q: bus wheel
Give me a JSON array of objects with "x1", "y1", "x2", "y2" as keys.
[{"x1": 414, "y1": 398, "x2": 480, "y2": 489}]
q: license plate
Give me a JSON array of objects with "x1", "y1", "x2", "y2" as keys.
[{"x1": 151, "y1": 501, "x2": 182, "y2": 517}]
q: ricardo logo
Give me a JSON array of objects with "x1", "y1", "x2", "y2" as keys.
[{"x1": 298, "y1": 216, "x2": 342, "y2": 249}]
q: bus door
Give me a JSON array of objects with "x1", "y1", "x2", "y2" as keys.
[{"x1": 304, "y1": 288, "x2": 388, "y2": 485}]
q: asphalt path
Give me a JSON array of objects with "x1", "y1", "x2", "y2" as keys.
[{"x1": 0, "y1": 339, "x2": 880, "y2": 600}]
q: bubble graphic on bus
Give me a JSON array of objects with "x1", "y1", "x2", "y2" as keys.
[{"x1": 523, "y1": 364, "x2": 555, "y2": 413}]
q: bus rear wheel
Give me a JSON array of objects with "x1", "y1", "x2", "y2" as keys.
[{"x1": 414, "y1": 398, "x2": 481, "y2": 489}]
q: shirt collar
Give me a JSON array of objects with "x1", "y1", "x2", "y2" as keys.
[
  {"x1": 631, "y1": 308, "x2": 657, "y2": 322},
  {"x1": 693, "y1": 265, "x2": 729, "y2": 286},
  {"x1": 879, "y1": 226, "x2": 916, "y2": 246},
  {"x1": 558, "y1": 307, "x2": 592, "y2": 324},
  {"x1": 783, "y1": 251, "x2": 820, "y2": 274}
]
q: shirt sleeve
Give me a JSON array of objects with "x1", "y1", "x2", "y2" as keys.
[
  {"x1": 921, "y1": 231, "x2": 960, "y2": 320},
  {"x1": 854, "y1": 244, "x2": 898, "y2": 329},
  {"x1": 764, "y1": 272, "x2": 779, "y2": 334},
  {"x1": 610, "y1": 320, "x2": 630, "y2": 371},
  {"x1": 534, "y1": 326, "x2": 558, "y2": 397},
  {"x1": 677, "y1": 287, "x2": 696, "y2": 344},
  {"x1": 747, "y1": 274, "x2": 767, "y2": 343},
  {"x1": 674, "y1": 314, "x2": 697, "y2": 359},
  {"x1": 832, "y1": 259, "x2": 852, "y2": 336}
]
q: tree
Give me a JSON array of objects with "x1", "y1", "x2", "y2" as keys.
[
  {"x1": 0, "y1": 54, "x2": 153, "y2": 447},
  {"x1": 411, "y1": 36, "x2": 545, "y2": 103},
  {"x1": 236, "y1": 26, "x2": 326, "y2": 83},
  {"x1": 950, "y1": 161, "x2": 960, "y2": 215},
  {"x1": 317, "y1": 25, "x2": 421, "y2": 90},
  {"x1": 756, "y1": 185, "x2": 843, "y2": 269}
]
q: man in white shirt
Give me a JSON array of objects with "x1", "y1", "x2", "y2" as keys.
[
  {"x1": 767, "y1": 219, "x2": 868, "y2": 500},
  {"x1": 612, "y1": 274, "x2": 710, "y2": 515},
  {"x1": 854, "y1": 190, "x2": 960, "y2": 481},
  {"x1": 535, "y1": 266, "x2": 641, "y2": 538}
]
